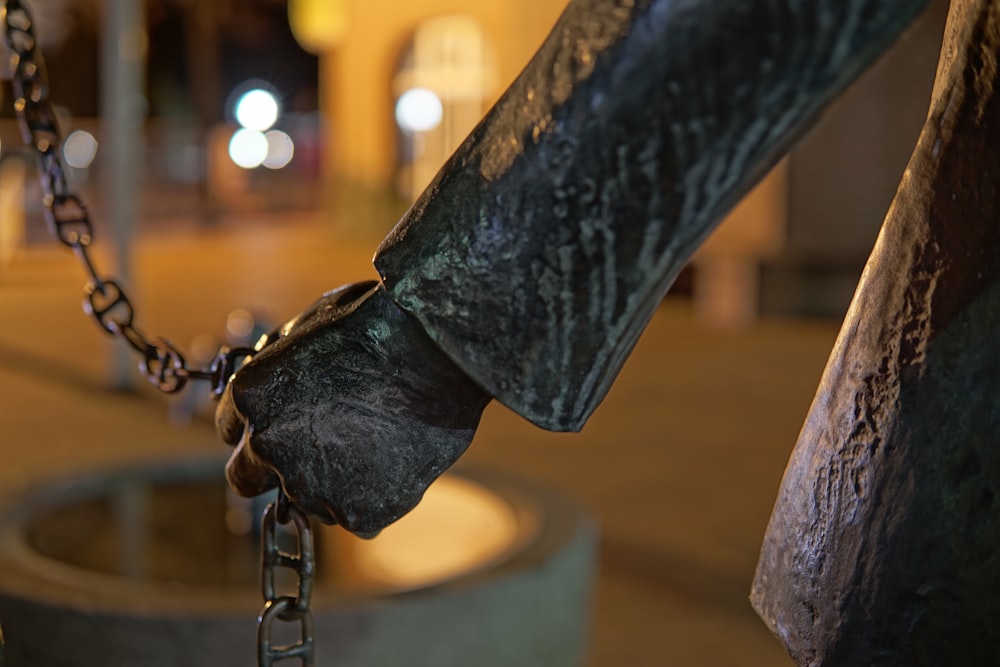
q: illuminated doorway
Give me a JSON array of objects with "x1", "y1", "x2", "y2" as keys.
[{"x1": 392, "y1": 14, "x2": 499, "y2": 201}]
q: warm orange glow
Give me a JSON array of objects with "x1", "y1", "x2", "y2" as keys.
[
  {"x1": 348, "y1": 475, "x2": 521, "y2": 587},
  {"x1": 288, "y1": 0, "x2": 350, "y2": 53}
]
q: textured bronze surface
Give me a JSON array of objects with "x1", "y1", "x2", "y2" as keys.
[
  {"x1": 751, "y1": 1, "x2": 1000, "y2": 663},
  {"x1": 218, "y1": 283, "x2": 490, "y2": 536},
  {"x1": 375, "y1": 0, "x2": 929, "y2": 431},
  {"x1": 219, "y1": 0, "x2": 932, "y2": 534}
]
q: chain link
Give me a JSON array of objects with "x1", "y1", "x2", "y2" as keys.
[
  {"x1": 259, "y1": 491, "x2": 316, "y2": 666},
  {"x1": 2, "y1": 0, "x2": 251, "y2": 396},
  {"x1": 5, "y1": 4, "x2": 319, "y2": 662}
]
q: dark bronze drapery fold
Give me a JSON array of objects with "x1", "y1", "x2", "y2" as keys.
[{"x1": 752, "y1": 1, "x2": 1000, "y2": 663}]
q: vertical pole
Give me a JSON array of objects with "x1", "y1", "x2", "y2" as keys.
[
  {"x1": 100, "y1": 0, "x2": 146, "y2": 389},
  {"x1": 183, "y1": 0, "x2": 221, "y2": 226}
]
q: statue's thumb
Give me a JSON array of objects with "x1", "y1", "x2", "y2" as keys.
[{"x1": 215, "y1": 382, "x2": 246, "y2": 446}]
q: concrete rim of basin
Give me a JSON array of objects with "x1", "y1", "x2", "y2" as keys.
[{"x1": 0, "y1": 454, "x2": 599, "y2": 667}]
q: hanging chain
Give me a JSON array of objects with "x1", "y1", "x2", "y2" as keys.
[
  {"x1": 259, "y1": 490, "x2": 316, "y2": 666},
  {"x1": 1, "y1": 0, "x2": 254, "y2": 395},
  {"x1": 5, "y1": 4, "x2": 318, "y2": 664}
]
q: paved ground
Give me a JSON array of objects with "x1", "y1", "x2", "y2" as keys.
[{"x1": 0, "y1": 212, "x2": 842, "y2": 665}]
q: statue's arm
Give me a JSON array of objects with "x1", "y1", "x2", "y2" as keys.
[
  {"x1": 219, "y1": 0, "x2": 931, "y2": 534},
  {"x1": 374, "y1": 0, "x2": 931, "y2": 431}
]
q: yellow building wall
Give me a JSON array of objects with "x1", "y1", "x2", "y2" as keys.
[
  {"x1": 323, "y1": 0, "x2": 568, "y2": 187},
  {"x1": 315, "y1": 0, "x2": 786, "y2": 324}
]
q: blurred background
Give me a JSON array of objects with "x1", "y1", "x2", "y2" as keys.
[{"x1": 0, "y1": 0, "x2": 950, "y2": 664}]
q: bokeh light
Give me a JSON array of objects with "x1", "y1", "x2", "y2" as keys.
[
  {"x1": 235, "y1": 88, "x2": 280, "y2": 132},
  {"x1": 225, "y1": 308, "x2": 257, "y2": 342},
  {"x1": 395, "y1": 87, "x2": 443, "y2": 133},
  {"x1": 262, "y1": 130, "x2": 295, "y2": 170},
  {"x1": 228, "y1": 128, "x2": 268, "y2": 169},
  {"x1": 63, "y1": 130, "x2": 99, "y2": 169}
]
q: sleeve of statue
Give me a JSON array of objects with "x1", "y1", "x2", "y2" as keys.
[
  {"x1": 374, "y1": 0, "x2": 930, "y2": 431},
  {"x1": 751, "y1": 0, "x2": 1000, "y2": 662}
]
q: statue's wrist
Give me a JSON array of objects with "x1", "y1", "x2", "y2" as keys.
[{"x1": 373, "y1": 284, "x2": 493, "y2": 418}]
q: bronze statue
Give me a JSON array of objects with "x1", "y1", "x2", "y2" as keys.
[
  {"x1": 216, "y1": 0, "x2": 1000, "y2": 662},
  {"x1": 217, "y1": 0, "x2": 930, "y2": 534},
  {"x1": 752, "y1": 0, "x2": 1000, "y2": 663}
]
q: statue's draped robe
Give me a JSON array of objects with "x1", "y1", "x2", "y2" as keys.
[{"x1": 752, "y1": 1, "x2": 1000, "y2": 663}]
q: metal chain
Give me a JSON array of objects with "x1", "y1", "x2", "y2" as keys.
[
  {"x1": 1, "y1": 0, "x2": 254, "y2": 396},
  {"x1": 259, "y1": 490, "x2": 316, "y2": 666},
  {"x1": 5, "y1": 5, "x2": 318, "y2": 663}
]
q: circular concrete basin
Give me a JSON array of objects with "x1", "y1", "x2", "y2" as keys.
[{"x1": 0, "y1": 456, "x2": 596, "y2": 666}]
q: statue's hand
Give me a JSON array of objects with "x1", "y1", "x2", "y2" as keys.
[{"x1": 215, "y1": 281, "x2": 491, "y2": 536}]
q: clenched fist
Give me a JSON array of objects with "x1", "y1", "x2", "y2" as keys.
[{"x1": 216, "y1": 281, "x2": 491, "y2": 536}]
